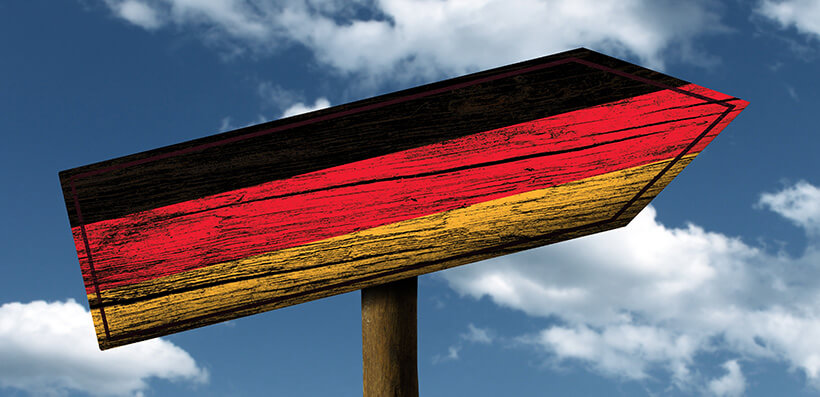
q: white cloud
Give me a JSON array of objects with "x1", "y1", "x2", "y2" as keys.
[
  {"x1": 708, "y1": 360, "x2": 746, "y2": 397},
  {"x1": 100, "y1": 0, "x2": 728, "y2": 84},
  {"x1": 219, "y1": 116, "x2": 233, "y2": 131},
  {"x1": 0, "y1": 300, "x2": 207, "y2": 397},
  {"x1": 461, "y1": 324, "x2": 493, "y2": 344},
  {"x1": 758, "y1": 180, "x2": 820, "y2": 235},
  {"x1": 443, "y1": 206, "x2": 758, "y2": 326},
  {"x1": 535, "y1": 324, "x2": 696, "y2": 382},
  {"x1": 257, "y1": 82, "x2": 303, "y2": 112},
  {"x1": 434, "y1": 323, "x2": 494, "y2": 364},
  {"x1": 218, "y1": 95, "x2": 328, "y2": 132},
  {"x1": 281, "y1": 97, "x2": 330, "y2": 118},
  {"x1": 785, "y1": 84, "x2": 800, "y2": 101},
  {"x1": 106, "y1": 0, "x2": 164, "y2": 30},
  {"x1": 756, "y1": 0, "x2": 820, "y2": 39},
  {"x1": 440, "y1": 181, "x2": 820, "y2": 391},
  {"x1": 432, "y1": 345, "x2": 460, "y2": 364}
]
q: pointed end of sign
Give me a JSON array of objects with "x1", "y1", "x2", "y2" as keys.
[{"x1": 676, "y1": 84, "x2": 749, "y2": 142}]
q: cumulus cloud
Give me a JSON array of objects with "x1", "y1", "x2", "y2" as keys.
[
  {"x1": 432, "y1": 346, "x2": 461, "y2": 364},
  {"x1": 257, "y1": 82, "x2": 304, "y2": 112},
  {"x1": 708, "y1": 360, "x2": 746, "y2": 397},
  {"x1": 533, "y1": 324, "x2": 696, "y2": 383},
  {"x1": 758, "y1": 180, "x2": 820, "y2": 235},
  {"x1": 785, "y1": 84, "x2": 800, "y2": 101},
  {"x1": 99, "y1": 0, "x2": 729, "y2": 84},
  {"x1": 217, "y1": 94, "x2": 328, "y2": 133},
  {"x1": 756, "y1": 0, "x2": 820, "y2": 39},
  {"x1": 461, "y1": 324, "x2": 493, "y2": 344},
  {"x1": 441, "y1": 181, "x2": 820, "y2": 391},
  {"x1": 219, "y1": 116, "x2": 234, "y2": 132},
  {"x1": 434, "y1": 323, "x2": 494, "y2": 364},
  {"x1": 105, "y1": 0, "x2": 164, "y2": 30},
  {"x1": 0, "y1": 299, "x2": 207, "y2": 396},
  {"x1": 281, "y1": 97, "x2": 330, "y2": 118}
]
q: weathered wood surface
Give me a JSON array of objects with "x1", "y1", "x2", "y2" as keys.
[
  {"x1": 362, "y1": 277, "x2": 418, "y2": 397},
  {"x1": 59, "y1": 48, "x2": 748, "y2": 349}
]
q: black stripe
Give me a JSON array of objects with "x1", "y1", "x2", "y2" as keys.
[{"x1": 60, "y1": 48, "x2": 688, "y2": 227}]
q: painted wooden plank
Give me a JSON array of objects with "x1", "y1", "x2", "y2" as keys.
[{"x1": 58, "y1": 48, "x2": 748, "y2": 349}]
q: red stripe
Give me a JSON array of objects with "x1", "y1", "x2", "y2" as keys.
[{"x1": 72, "y1": 84, "x2": 745, "y2": 293}]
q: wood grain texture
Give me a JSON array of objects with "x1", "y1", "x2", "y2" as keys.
[
  {"x1": 91, "y1": 155, "x2": 698, "y2": 349},
  {"x1": 59, "y1": 48, "x2": 690, "y2": 227},
  {"x1": 57, "y1": 48, "x2": 749, "y2": 350},
  {"x1": 362, "y1": 277, "x2": 419, "y2": 397},
  {"x1": 72, "y1": 85, "x2": 742, "y2": 293}
]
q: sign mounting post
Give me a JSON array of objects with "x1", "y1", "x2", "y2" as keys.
[{"x1": 362, "y1": 277, "x2": 418, "y2": 396}]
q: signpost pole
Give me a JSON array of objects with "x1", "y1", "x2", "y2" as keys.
[{"x1": 362, "y1": 276, "x2": 419, "y2": 397}]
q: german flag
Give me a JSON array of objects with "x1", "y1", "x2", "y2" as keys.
[{"x1": 59, "y1": 48, "x2": 747, "y2": 349}]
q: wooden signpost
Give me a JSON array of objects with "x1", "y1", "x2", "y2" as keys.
[{"x1": 60, "y1": 48, "x2": 746, "y2": 395}]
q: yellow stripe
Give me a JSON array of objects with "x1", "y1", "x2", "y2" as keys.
[{"x1": 92, "y1": 154, "x2": 696, "y2": 349}]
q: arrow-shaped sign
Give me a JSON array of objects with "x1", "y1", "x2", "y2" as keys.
[{"x1": 59, "y1": 48, "x2": 747, "y2": 350}]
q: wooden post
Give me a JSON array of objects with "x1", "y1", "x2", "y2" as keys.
[{"x1": 362, "y1": 276, "x2": 419, "y2": 397}]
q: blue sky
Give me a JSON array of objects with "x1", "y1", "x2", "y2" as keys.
[{"x1": 2, "y1": 0, "x2": 820, "y2": 396}]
